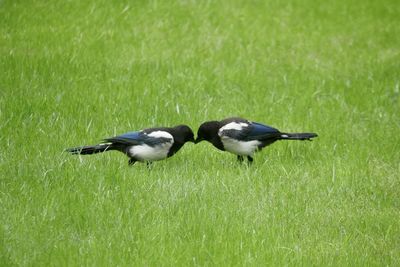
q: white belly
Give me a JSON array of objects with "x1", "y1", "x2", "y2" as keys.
[
  {"x1": 128, "y1": 143, "x2": 172, "y2": 161},
  {"x1": 221, "y1": 137, "x2": 261, "y2": 156}
]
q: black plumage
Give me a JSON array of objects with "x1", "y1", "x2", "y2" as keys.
[
  {"x1": 195, "y1": 117, "x2": 317, "y2": 163},
  {"x1": 66, "y1": 125, "x2": 195, "y2": 165}
]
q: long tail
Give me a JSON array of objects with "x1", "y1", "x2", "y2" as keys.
[
  {"x1": 65, "y1": 143, "x2": 113, "y2": 155},
  {"x1": 279, "y1": 132, "x2": 318, "y2": 141}
]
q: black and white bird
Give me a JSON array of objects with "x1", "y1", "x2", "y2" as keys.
[
  {"x1": 195, "y1": 117, "x2": 317, "y2": 163},
  {"x1": 66, "y1": 125, "x2": 195, "y2": 165}
]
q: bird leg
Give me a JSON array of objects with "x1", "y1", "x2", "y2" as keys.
[
  {"x1": 237, "y1": 155, "x2": 244, "y2": 163},
  {"x1": 247, "y1": 156, "x2": 254, "y2": 164}
]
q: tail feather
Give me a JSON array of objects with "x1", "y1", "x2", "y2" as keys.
[
  {"x1": 279, "y1": 132, "x2": 318, "y2": 141},
  {"x1": 65, "y1": 143, "x2": 113, "y2": 155}
]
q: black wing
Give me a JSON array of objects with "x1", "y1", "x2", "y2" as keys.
[
  {"x1": 242, "y1": 122, "x2": 281, "y2": 141},
  {"x1": 104, "y1": 130, "x2": 172, "y2": 147},
  {"x1": 219, "y1": 120, "x2": 281, "y2": 141}
]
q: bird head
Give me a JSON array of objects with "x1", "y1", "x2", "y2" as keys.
[
  {"x1": 195, "y1": 121, "x2": 220, "y2": 144},
  {"x1": 175, "y1": 125, "x2": 195, "y2": 143}
]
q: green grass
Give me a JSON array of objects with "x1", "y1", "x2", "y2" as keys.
[{"x1": 1, "y1": 0, "x2": 400, "y2": 265}]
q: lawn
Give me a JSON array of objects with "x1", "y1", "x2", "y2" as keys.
[{"x1": 1, "y1": 0, "x2": 399, "y2": 266}]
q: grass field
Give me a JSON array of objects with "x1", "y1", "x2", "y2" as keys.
[{"x1": 1, "y1": 0, "x2": 400, "y2": 265}]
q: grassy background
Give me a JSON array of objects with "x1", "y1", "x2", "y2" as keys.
[{"x1": 1, "y1": 0, "x2": 399, "y2": 265}]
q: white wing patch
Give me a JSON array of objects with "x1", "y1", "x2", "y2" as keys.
[
  {"x1": 147, "y1": 131, "x2": 174, "y2": 139},
  {"x1": 220, "y1": 136, "x2": 261, "y2": 156},
  {"x1": 219, "y1": 122, "x2": 249, "y2": 133},
  {"x1": 128, "y1": 130, "x2": 174, "y2": 161}
]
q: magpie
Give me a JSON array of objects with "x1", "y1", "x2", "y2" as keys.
[
  {"x1": 195, "y1": 117, "x2": 317, "y2": 163},
  {"x1": 66, "y1": 125, "x2": 195, "y2": 165}
]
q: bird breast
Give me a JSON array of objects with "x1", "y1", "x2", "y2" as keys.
[
  {"x1": 128, "y1": 142, "x2": 173, "y2": 161},
  {"x1": 220, "y1": 137, "x2": 261, "y2": 156}
]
